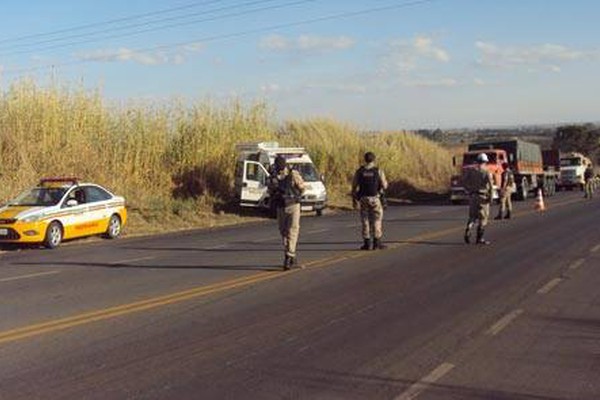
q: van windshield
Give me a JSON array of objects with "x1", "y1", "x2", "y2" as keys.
[{"x1": 292, "y1": 163, "x2": 320, "y2": 182}]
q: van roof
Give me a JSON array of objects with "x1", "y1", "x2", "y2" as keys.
[{"x1": 236, "y1": 141, "x2": 307, "y2": 154}]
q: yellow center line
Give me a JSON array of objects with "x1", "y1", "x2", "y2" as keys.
[
  {"x1": 0, "y1": 194, "x2": 584, "y2": 344},
  {"x1": 0, "y1": 271, "x2": 282, "y2": 344}
]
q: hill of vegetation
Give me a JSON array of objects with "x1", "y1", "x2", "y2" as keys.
[{"x1": 0, "y1": 80, "x2": 454, "y2": 234}]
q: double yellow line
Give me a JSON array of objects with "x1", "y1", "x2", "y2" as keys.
[
  {"x1": 0, "y1": 195, "x2": 585, "y2": 344},
  {"x1": 0, "y1": 271, "x2": 282, "y2": 344}
]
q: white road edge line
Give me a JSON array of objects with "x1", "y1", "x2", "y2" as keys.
[
  {"x1": 0, "y1": 270, "x2": 60, "y2": 283},
  {"x1": 394, "y1": 362, "x2": 455, "y2": 400},
  {"x1": 537, "y1": 278, "x2": 563, "y2": 294},
  {"x1": 109, "y1": 256, "x2": 155, "y2": 265},
  {"x1": 486, "y1": 309, "x2": 524, "y2": 336},
  {"x1": 568, "y1": 258, "x2": 586, "y2": 270},
  {"x1": 591, "y1": 244, "x2": 600, "y2": 253}
]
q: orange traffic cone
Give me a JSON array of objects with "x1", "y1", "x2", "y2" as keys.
[{"x1": 534, "y1": 188, "x2": 545, "y2": 212}]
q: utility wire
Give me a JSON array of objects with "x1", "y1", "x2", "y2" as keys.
[
  {"x1": 0, "y1": 0, "x2": 285, "y2": 54},
  {"x1": 2, "y1": 0, "x2": 439, "y2": 76},
  {"x1": 0, "y1": 0, "x2": 224, "y2": 45}
]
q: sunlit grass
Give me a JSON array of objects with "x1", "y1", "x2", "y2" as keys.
[{"x1": 0, "y1": 80, "x2": 453, "y2": 233}]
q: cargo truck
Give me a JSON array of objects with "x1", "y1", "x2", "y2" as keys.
[
  {"x1": 449, "y1": 149, "x2": 505, "y2": 204},
  {"x1": 542, "y1": 149, "x2": 561, "y2": 196},
  {"x1": 468, "y1": 139, "x2": 557, "y2": 200},
  {"x1": 557, "y1": 152, "x2": 592, "y2": 191}
]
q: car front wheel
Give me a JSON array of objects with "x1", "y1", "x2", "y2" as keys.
[
  {"x1": 104, "y1": 214, "x2": 122, "y2": 239},
  {"x1": 44, "y1": 221, "x2": 63, "y2": 249}
]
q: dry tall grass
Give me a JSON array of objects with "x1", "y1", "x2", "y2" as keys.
[{"x1": 0, "y1": 80, "x2": 453, "y2": 233}]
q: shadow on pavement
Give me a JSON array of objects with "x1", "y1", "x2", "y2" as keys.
[
  {"x1": 121, "y1": 242, "x2": 360, "y2": 252},
  {"x1": 391, "y1": 240, "x2": 464, "y2": 246},
  {"x1": 385, "y1": 217, "x2": 463, "y2": 223},
  {"x1": 14, "y1": 261, "x2": 283, "y2": 272}
]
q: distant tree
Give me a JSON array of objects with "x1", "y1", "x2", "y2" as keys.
[{"x1": 553, "y1": 124, "x2": 600, "y2": 163}]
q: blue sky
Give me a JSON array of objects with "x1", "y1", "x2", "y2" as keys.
[{"x1": 0, "y1": 0, "x2": 599, "y2": 129}]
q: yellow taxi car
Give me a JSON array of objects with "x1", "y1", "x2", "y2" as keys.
[{"x1": 0, "y1": 177, "x2": 127, "y2": 249}]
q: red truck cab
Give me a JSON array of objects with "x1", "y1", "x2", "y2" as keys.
[{"x1": 450, "y1": 149, "x2": 507, "y2": 204}]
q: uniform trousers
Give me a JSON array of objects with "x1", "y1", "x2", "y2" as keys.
[
  {"x1": 360, "y1": 196, "x2": 383, "y2": 239},
  {"x1": 277, "y1": 203, "x2": 301, "y2": 258}
]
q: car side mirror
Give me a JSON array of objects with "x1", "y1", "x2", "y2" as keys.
[{"x1": 66, "y1": 199, "x2": 78, "y2": 207}]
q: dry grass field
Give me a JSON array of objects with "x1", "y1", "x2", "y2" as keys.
[{"x1": 0, "y1": 80, "x2": 454, "y2": 235}]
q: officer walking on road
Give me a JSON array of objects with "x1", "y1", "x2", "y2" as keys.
[
  {"x1": 268, "y1": 155, "x2": 306, "y2": 270},
  {"x1": 495, "y1": 162, "x2": 515, "y2": 220},
  {"x1": 584, "y1": 164, "x2": 594, "y2": 199},
  {"x1": 352, "y1": 151, "x2": 389, "y2": 250},
  {"x1": 463, "y1": 153, "x2": 494, "y2": 245}
]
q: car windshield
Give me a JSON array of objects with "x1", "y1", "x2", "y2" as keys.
[
  {"x1": 292, "y1": 163, "x2": 320, "y2": 182},
  {"x1": 463, "y1": 152, "x2": 497, "y2": 165},
  {"x1": 9, "y1": 187, "x2": 67, "y2": 207},
  {"x1": 560, "y1": 158, "x2": 582, "y2": 167}
]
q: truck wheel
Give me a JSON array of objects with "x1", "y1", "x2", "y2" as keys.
[{"x1": 518, "y1": 179, "x2": 529, "y2": 201}]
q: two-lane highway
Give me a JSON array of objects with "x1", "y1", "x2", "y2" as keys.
[{"x1": 1, "y1": 191, "x2": 599, "y2": 399}]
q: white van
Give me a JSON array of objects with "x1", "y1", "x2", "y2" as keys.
[{"x1": 234, "y1": 142, "x2": 327, "y2": 216}]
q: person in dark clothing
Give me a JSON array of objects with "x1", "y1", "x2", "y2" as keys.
[{"x1": 351, "y1": 152, "x2": 388, "y2": 250}]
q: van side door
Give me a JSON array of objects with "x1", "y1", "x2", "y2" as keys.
[{"x1": 240, "y1": 161, "x2": 269, "y2": 207}]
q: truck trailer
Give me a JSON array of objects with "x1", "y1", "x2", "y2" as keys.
[{"x1": 467, "y1": 139, "x2": 557, "y2": 200}]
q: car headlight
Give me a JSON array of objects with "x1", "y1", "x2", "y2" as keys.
[{"x1": 21, "y1": 215, "x2": 41, "y2": 223}]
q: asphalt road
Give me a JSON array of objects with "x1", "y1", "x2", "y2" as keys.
[{"x1": 0, "y1": 191, "x2": 599, "y2": 400}]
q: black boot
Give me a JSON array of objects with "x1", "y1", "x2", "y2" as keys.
[
  {"x1": 360, "y1": 239, "x2": 371, "y2": 250},
  {"x1": 373, "y1": 238, "x2": 386, "y2": 250},
  {"x1": 283, "y1": 255, "x2": 292, "y2": 271},
  {"x1": 464, "y1": 223, "x2": 473, "y2": 244},
  {"x1": 289, "y1": 256, "x2": 301, "y2": 269},
  {"x1": 505, "y1": 211, "x2": 511, "y2": 219},
  {"x1": 476, "y1": 227, "x2": 490, "y2": 245}
]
